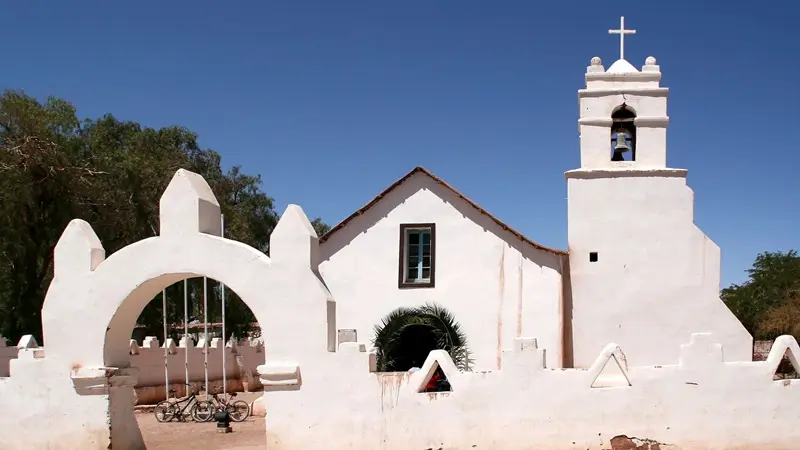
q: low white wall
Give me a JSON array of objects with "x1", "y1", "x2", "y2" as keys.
[
  {"x1": 0, "y1": 335, "x2": 265, "y2": 404},
  {"x1": 130, "y1": 336, "x2": 262, "y2": 387},
  {"x1": 260, "y1": 334, "x2": 800, "y2": 449}
]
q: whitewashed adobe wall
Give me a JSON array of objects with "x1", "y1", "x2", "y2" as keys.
[
  {"x1": 262, "y1": 334, "x2": 800, "y2": 449},
  {"x1": 129, "y1": 337, "x2": 263, "y2": 388},
  {"x1": 319, "y1": 171, "x2": 565, "y2": 370},
  {"x1": 130, "y1": 336, "x2": 265, "y2": 404},
  {"x1": 1, "y1": 336, "x2": 265, "y2": 394},
  {"x1": 566, "y1": 56, "x2": 752, "y2": 368},
  {"x1": 0, "y1": 166, "x2": 797, "y2": 450},
  {"x1": 0, "y1": 169, "x2": 335, "y2": 450},
  {"x1": 0, "y1": 335, "x2": 37, "y2": 378}
]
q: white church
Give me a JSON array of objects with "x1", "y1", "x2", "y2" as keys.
[
  {"x1": 316, "y1": 17, "x2": 751, "y2": 371},
  {"x1": 3, "y1": 17, "x2": 797, "y2": 450}
]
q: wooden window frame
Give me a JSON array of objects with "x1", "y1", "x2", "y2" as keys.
[{"x1": 398, "y1": 223, "x2": 436, "y2": 289}]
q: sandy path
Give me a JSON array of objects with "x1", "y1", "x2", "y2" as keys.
[{"x1": 137, "y1": 392, "x2": 265, "y2": 450}]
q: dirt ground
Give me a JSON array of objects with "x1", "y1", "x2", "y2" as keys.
[{"x1": 137, "y1": 392, "x2": 266, "y2": 450}]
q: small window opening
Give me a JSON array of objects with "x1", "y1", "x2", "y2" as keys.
[
  {"x1": 773, "y1": 349, "x2": 800, "y2": 381},
  {"x1": 589, "y1": 252, "x2": 598, "y2": 262},
  {"x1": 611, "y1": 105, "x2": 636, "y2": 162},
  {"x1": 399, "y1": 224, "x2": 436, "y2": 289},
  {"x1": 418, "y1": 362, "x2": 452, "y2": 393}
]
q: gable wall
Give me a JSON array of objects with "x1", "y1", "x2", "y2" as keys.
[{"x1": 319, "y1": 173, "x2": 565, "y2": 370}]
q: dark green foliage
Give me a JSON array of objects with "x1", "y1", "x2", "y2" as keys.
[
  {"x1": 310, "y1": 218, "x2": 331, "y2": 238},
  {"x1": 722, "y1": 250, "x2": 800, "y2": 340},
  {"x1": 372, "y1": 302, "x2": 472, "y2": 372},
  {"x1": 0, "y1": 90, "x2": 328, "y2": 344}
]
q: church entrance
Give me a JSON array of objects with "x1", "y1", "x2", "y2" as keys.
[
  {"x1": 26, "y1": 169, "x2": 335, "y2": 449},
  {"x1": 372, "y1": 303, "x2": 471, "y2": 373},
  {"x1": 390, "y1": 324, "x2": 438, "y2": 371}
]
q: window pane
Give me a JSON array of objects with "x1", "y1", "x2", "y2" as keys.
[
  {"x1": 402, "y1": 227, "x2": 433, "y2": 284},
  {"x1": 407, "y1": 255, "x2": 419, "y2": 269},
  {"x1": 422, "y1": 231, "x2": 431, "y2": 245}
]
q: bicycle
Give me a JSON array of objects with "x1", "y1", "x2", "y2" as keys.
[
  {"x1": 153, "y1": 386, "x2": 215, "y2": 423},
  {"x1": 205, "y1": 390, "x2": 251, "y2": 422}
]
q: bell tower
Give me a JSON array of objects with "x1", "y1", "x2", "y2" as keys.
[
  {"x1": 565, "y1": 17, "x2": 752, "y2": 369},
  {"x1": 577, "y1": 17, "x2": 669, "y2": 169}
]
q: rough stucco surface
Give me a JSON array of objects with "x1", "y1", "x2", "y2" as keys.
[{"x1": 318, "y1": 173, "x2": 564, "y2": 371}]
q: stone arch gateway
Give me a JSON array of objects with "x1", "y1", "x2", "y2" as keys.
[{"x1": 0, "y1": 169, "x2": 335, "y2": 450}]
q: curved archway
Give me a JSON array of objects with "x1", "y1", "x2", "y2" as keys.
[
  {"x1": 33, "y1": 169, "x2": 334, "y2": 449},
  {"x1": 43, "y1": 233, "x2": 276, "y2": 369},
  {"x1": 373, "y1": 303, "x2": 471, "y2": 372},
  {"x1": 610, "y1": 105, "x2": 637, "y2": 161}
]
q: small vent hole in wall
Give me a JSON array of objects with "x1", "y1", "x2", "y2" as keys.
[
  {"x1": 419, "y1": 362, "x2": 452, "y2": 393},
  {"x1": 589, "y1": 252, "x2": 598, "y2": 263},
  {"x1": 773, "y1": 349, "x2": 800, "y2": 380}
]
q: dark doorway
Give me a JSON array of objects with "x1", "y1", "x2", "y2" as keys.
[
  {"x1": 372, "y1": 302, "x2": 471, "y2": 372},
  {"x1": 392, "y1": 324, "x2": 438, "y2": 371}
]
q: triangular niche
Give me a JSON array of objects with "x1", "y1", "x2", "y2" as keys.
[
  {"x1": 773, "y1": 348, "x2": 800, "y2": 381},
  {"x1": 590, "y1": 353, "x2": 632, "y2": 388},
  {"x1": 418, "y1": 361, "x2": 452, "y2": 393}
]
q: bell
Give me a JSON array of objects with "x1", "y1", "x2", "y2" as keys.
[{"x1": 614, "y1": 133, "x2": 630, "y2": 152}]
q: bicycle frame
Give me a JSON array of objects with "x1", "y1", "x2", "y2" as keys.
[
  {"x1": 169, "y1": 393, "x2": 200, "y2": 418},
  {"x1": 209, "y1": 392, "x2": 232, "y2": 410}
]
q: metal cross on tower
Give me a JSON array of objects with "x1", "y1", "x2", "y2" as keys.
[{"x1": 608, "y1": 16, "x2": 636, "y2": 60}]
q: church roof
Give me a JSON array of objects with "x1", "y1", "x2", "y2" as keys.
[{"x1": 317, "y1": 166, "x2": 567, "y2": 256}]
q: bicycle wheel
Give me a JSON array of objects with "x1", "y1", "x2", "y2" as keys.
[
  {"x1": 191, "y1": 400, "x2": 215, "y2": 422},
  {"x1": 227, "y1": 400, "x2": 251, "y2": 422},
  {"x1": 154, "y1": 401, "x2": 176, "y2": 423}
]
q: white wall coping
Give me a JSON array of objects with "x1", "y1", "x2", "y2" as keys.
[
  {"x1": 578, "y1": 87, "x2": 669, "y2": 98},
  {"x1": 565, "y1": 168, "x2": 688, "y2": 179}
]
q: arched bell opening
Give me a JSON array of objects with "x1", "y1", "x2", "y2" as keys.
[{"x1": 610, "y1": 105, "x2": 637, "y2": 162}]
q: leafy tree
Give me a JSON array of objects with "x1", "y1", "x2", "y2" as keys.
[
  {"x1": 373, "y1": 303, "x2": 471, "y2": 372},
  {"x1": 758, "y1": 287, "x2": 800, "y2": 339},
  {"x1": 0, "y1": 92, "x2": 88, "y2": 341},
  {"x1": 0, "y1": 90, "x2": 329, "y2": 344},
  {"x1": 310, "y1": 218, "x2": 331, "y2": 237},
  {"x1": 722, "y1": 250, "x2": 800, "y2": 339}
]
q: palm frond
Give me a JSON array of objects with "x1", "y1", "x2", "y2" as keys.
[{"x1": 372, "y1": 302, "x2": 472, "y2": 371}]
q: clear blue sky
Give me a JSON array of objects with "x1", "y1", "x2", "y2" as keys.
[{"x1": 3, "y1": 1, "x2": 798, "y2": 288}]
